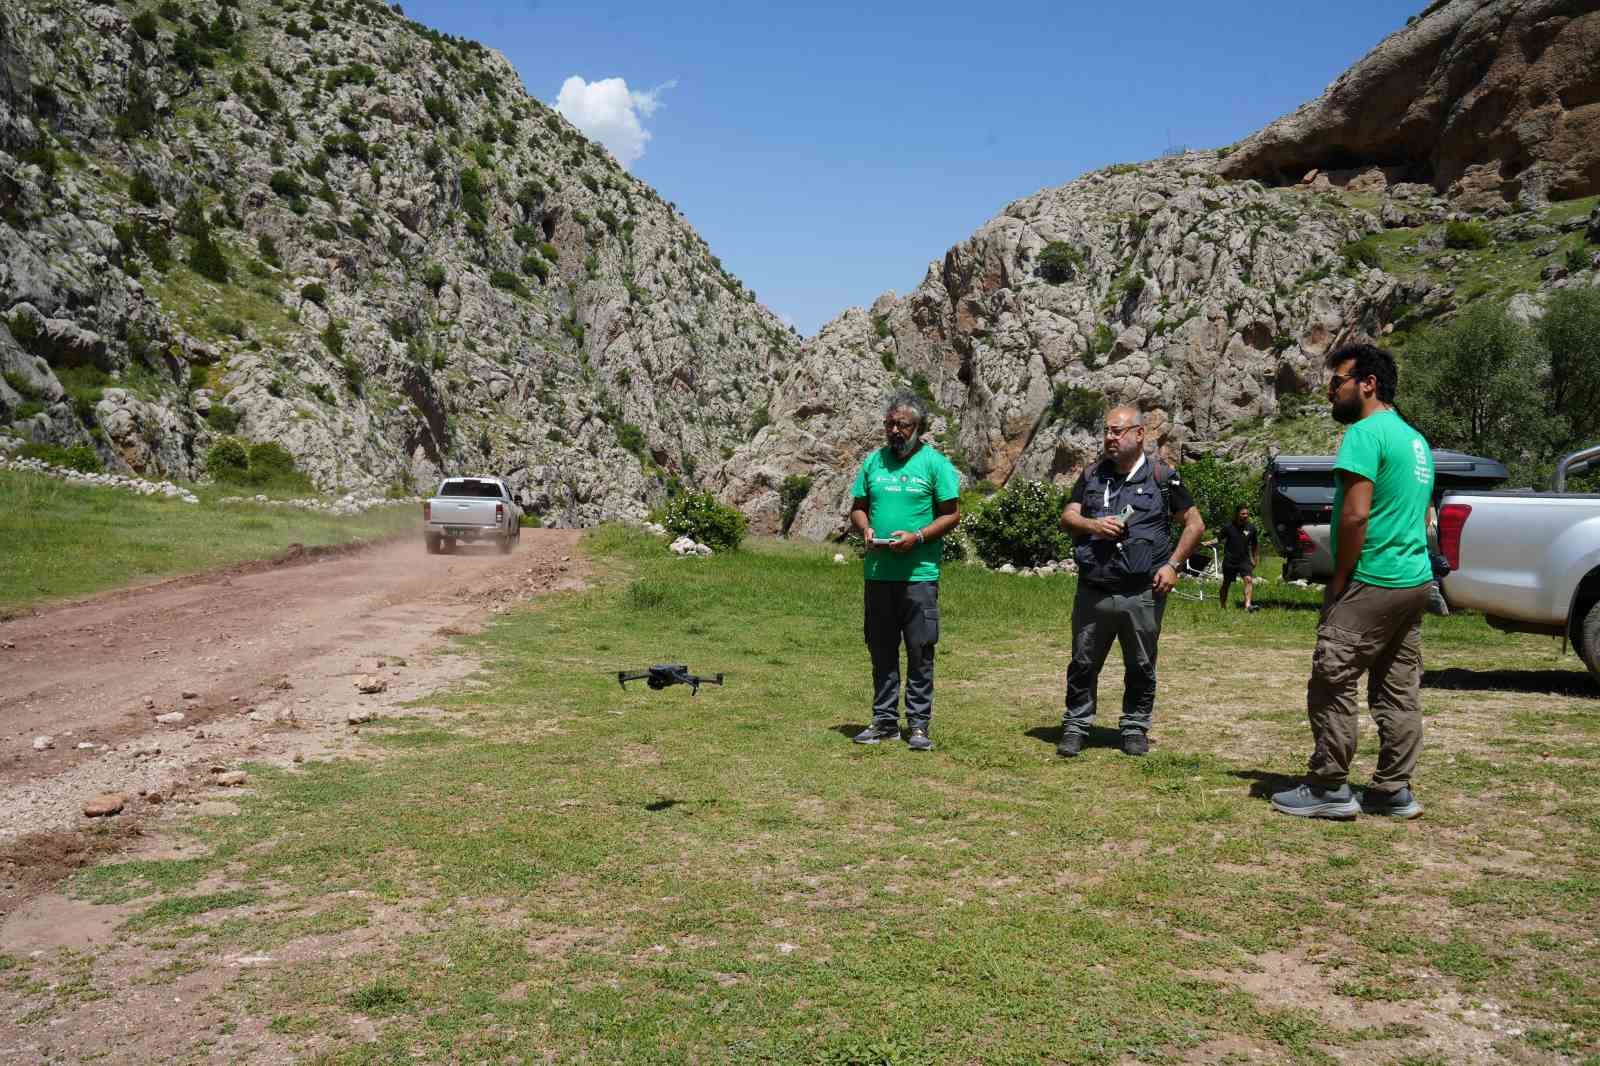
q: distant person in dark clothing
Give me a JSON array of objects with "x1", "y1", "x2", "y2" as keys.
[{"x1": 1210, "y1": 504, "x2": 1260, "y2": 611}]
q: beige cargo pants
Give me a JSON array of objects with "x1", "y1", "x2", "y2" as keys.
[{"x1": 1306, "y1": 581, "x2": 1432, "y2": 795}]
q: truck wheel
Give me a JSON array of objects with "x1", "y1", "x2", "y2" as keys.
[
  {"x1": 425, "y1": 534, "x2": 442, "y2": 555},
  {"x1": 442, "y1": 538, "x2": 456, "y2": 554},
  {"x1": 498, "y1": 532, "x2": 515, "y2": 554},
  {"x1": 1581, "y1": 600, "x2": 1600, "y2": 682}
]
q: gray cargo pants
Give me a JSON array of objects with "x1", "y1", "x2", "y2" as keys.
[
  {"x1": 1307, "y1": 580, "x2": 1430, "y2": 794},
  {"x1": 1063, "y1": 583, "x2": 1166, "y2": 737},
  {"x1": 864, "y1": 580, "x2": 940, "y2": 729}
]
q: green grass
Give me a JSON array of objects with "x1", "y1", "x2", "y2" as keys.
[
  {"x1": 25, "y1": 529, "x2": 1599, "y2": 1062},
  {"x1": 0, "y1": 469, "x2": 417, "y2": 611}
]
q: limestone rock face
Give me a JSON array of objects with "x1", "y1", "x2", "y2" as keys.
[
  {"x1": 1219, "y1": 0, "x2": 1600, "y2": 205},
  {"x1": 0, "y1": 0, "x2": 794, "y2": 522},
  {"x1": 718, "y1": 156, "x2": 1397, "y2": 538}
]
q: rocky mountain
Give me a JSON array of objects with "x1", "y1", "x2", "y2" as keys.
[
  {"x1": 716, "y1": 0, "x2": 1600, "y2": 538},
  {"x1": 1219, "y1": 0, "x2": 1600, "y2": 208},
  {"x1": 0, "y1": 0, "x2": 795, "y2": 524},
  {"x1": 4, "y1": 0, "x2": 1596, "y2": 537}
]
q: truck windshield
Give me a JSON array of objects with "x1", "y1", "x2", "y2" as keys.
[{"x1": 440, "y1": 481, "x2": 502, "y2": 498}]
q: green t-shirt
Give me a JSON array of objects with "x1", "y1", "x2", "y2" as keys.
[
  {"x1": 1331, "y1": 408, "x2": 1434, "y2": 588},
  {"x1": 850, "y1": 444, "x2": 960, "y2": 582}
]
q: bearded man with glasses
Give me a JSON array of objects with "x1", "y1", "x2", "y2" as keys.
[
  {"x1": 848, "y1": 391, "x2": 961, "y2": 751},
  {"x1": 1056, "y1": 405, "x2": 1204, "y2": 757}
]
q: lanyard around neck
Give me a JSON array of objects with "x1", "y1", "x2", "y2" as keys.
[{"x1": 1103, "y1": 454, "x2": 1146, "y2": 511}]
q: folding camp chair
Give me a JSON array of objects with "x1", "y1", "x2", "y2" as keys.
[{"x1": 1173, "y1": 549, "x2": 1219, "y2": 601}]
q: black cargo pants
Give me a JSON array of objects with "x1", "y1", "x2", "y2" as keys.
[{"x1": 864, "y1": 580, "x2": 940, "y2": 729}]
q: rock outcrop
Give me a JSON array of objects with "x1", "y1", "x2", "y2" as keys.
[
  {"x1": 719, "y1": 155, "x2": 1413, "y2": 536},
  {"x1": 0, "y1": 0, "x2": 795, "y2": 523},
  {"x1": 1219, "y1": 0, "x2": 1600, "y2": 206}
]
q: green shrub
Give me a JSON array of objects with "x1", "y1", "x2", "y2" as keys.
[
  {"x1": 131, "y1": 11, "x2": 159, "y2": 39},
  {"x1": 1050, "y1": 384, "x2": 1103, "y2": 430},
  {"x1": 300, "y1": 281, "x2": 327, "y2": 305},
  {"x1": 1177, "y1": 456, "x2": 1262, "y2": 536},
  {"x1": 1565, "y1": 246, "x2": 1591, "y2": 275},
  {"x1": 489, "y1": 270, "x2": 524, "y2": 294},
  {"x1": 245, "y1": 441, "x2": 300, "y2": 484},
  {"x1": 188, "y1": 228, "x2": 230, "y2": 283},
  {"x1": 321, "y1": 321, "x2": 344, "y2": 357},
  {"x1": 205, "y1": 436, "x2": 250, "y2": 479},
  {"x1": 268, "y1": 170, "x2": 304, "y2": 199},
  {"x1": 520, "y1": 255, "x2": 549, "y2": 282},
  {"x1": 1038, "y1": 241, "x2": 1084, "y2": 283},
  {"x1": 19, "y1": 442, "x2": 102, "y2": 472},
  {"x1": 616, "y1": 422, "x2": 646, "y2": 457},
  {"x1": 205, "y1": 404, "x2": 240, "y2": 432},
  {"x1": 129, "y1": 170, "x2": 161, "y2": 206},
  {"x1": 1341, "y1": 237, "x2": 1382, "y2": 271},
  {"x1": 779, "y1": 474, "x2": 812, "y2": 536},
  {"x1": 1444, "y1": 220, "x2": 1491, "y2": 251},
  {"x1": 257, "y1": 234, "x2": 282, "y2": 268},
  {"x1": 661, "y1": 491, "x2": 747, "y2": 552},
  {"x1": 422, "y1": 264, "x2": 446, "y2": 293},
  {"x1": 965, "y1": 480, "x2": 1070, "y2": 568}
]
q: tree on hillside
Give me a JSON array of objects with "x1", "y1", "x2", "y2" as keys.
[
  {"x1": 1178, "y1": 456, "x2": 1261, "y2": 537},
  {"x1": 1538, "y1": 287, "x2": 1600, "y2": 444},
  {"x1": 1399, "y1": 302, "x2": 1558, "y2": 477}
]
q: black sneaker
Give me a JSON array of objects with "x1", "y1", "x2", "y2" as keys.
[
  {"x1": 1056, "y1": 731, "x2": 1084, "y2": 757},
  {"x1": 906, "y1": 727, "x2": 933, "y2": 752},
  {"x1": 852, "y1": 722, "x2": 900, "y2": 745},
  {"x1": 1360, "y1": 786, "x2": 1423, "y2": 819},
  {"x1": 1121, "y1": 732, "x2": 1150, "y2": 756}
]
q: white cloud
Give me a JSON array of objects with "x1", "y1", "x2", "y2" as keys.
[{"x1": 553, "y1": 76, "x2": 676, "y2": 166}]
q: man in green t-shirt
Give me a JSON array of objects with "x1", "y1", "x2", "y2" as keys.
[
  {"x1": 848, "y1": 391, "x2": 961, "y2": 751},
  {"x1": 1273, "y1": 344, "x2": 1435, "y2": 821}
]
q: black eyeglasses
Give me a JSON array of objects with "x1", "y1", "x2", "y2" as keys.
[
  {"x1": 1103, "y1": 424, "x2": 1140, "y2": 437},
  {"x1": 1327, "y1": 370, "x2": 1369, "y2": 391}
]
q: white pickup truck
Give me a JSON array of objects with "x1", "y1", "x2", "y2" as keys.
[
  {"x1": 1438, "y1": 444, "x2": 1600, "y2": 681},
  {"x1": 1262, "y1": 450, "x2": 1509, "y2": 582},
  {"x1": 422, "y1": 477, "x2": 522, "y2": 555}
]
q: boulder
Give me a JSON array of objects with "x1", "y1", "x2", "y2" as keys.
[{"x1": 82, "y1": 793, "x2": 126, "y2": 817}]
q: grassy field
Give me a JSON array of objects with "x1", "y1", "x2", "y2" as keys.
[
  {"x1": 12, "y1": 528, "x2": 1600, "y2": 1064},
  {"x1": 0, "y1": 469, "x2": 418, "y2": 612}
]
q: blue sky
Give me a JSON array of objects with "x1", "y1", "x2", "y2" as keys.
[{"x1": 399, "y1": 1, "x2": 1416, "y2": 334}]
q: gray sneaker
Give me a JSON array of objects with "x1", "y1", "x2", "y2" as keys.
[
  {"x1": 906, "y1": 727, "x2": 933, "y2": 752},
  {"x1": 1361, "y1": 787, "x2": 1423, "y2": 819},
  {"x1": 853, "y1": 722, "x2": 900, "y2": 745},
  {"x1": 1270, "y1": 783, "x2": 1359, "y2": 820}
]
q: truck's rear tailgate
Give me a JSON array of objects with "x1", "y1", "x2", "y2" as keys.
[{"x1": 428, "y1": 498, "x2": 499, "y2": 531}]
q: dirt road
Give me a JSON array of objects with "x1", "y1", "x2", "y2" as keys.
[{"x1": 0, "y1": 530, "x2": 585, "y2": 855}]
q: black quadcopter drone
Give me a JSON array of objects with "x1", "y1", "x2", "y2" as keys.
[{"x1": 617, "y1": 664, "x2": 725, "y2": 695}]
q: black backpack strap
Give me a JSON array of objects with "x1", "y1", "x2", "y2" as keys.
[{"x1": 1149, "y1": 460, "x2": 1175, "y2": 522}]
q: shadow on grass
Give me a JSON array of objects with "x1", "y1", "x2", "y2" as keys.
[
  {"x1": 1021, "y1": 724, "x2": 1124, "y2": 750},
  {"x1": 1229, "y1": 769, "x2": 1303, "y2": 801},
  {"x1": 1422, "y1": 667, "x2": 1597, "y2": 698}
]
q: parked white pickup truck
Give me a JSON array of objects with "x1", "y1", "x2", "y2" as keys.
[
  {"x1": 1262, "y1": 450, "x2": 1509, "y2": 582},
  {"x1": 1439, "y1": 444, "x2": 1600, "y2": 680},
  {"x1": 422, "y1": 477, "x2": 522, "y2": 555}
]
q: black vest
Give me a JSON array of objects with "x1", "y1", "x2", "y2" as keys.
[{"x1": 1072, "y1": 456, "x2": 1174, "y2": 591}]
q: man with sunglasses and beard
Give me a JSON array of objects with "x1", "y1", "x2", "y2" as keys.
[
  {"x1": 849, "y1": 390, "x2": 961, "y2": 751},
  {"x1": 1272, "y1": 344, "x2": 1434, "y2": 820}
]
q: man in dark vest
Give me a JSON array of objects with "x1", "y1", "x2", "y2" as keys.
[{"x1": 1056, "y1": 406, "x2": 1205, "y2": 756}]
